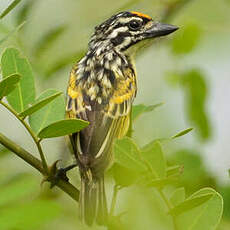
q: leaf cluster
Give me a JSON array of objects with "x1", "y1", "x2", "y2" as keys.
[
  {"x1": 0, "y1": 1, "x2": 225, "y2": 229},
  {"x1": 109, "y1": 106, "x2": 222, "y2": 230},
  {"x1": 0, "y1": 48, "x2": 88, "y2": 139}
]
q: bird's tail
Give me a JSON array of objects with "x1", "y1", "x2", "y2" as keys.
[{"x1": 80, "y1": 172, "x2": 108, "y2": 226}]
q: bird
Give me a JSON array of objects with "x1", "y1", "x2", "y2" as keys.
[{"x1": 66, "y1": 11, "x2": 178, "y2": 226}]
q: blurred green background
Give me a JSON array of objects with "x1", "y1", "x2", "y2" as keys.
[{"x1": 0, "y1": 0, "x2": 230, "y2": 229}]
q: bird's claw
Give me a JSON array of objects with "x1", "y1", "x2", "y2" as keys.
[{"x1": 41, "y1": 160, "x2": 77, "y2": 188}]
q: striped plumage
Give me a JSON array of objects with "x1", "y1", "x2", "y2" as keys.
[{"x1": 66, "y1": 11, "x2": 178, "y2": 225}]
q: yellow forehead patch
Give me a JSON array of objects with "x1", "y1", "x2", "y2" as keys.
[{"x1": 131, "y1": 11, "x2": 152, "y2": 20}]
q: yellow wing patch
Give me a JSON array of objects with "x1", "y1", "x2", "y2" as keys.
[
  {"x1": 68, "y1": 87, "x2": 79, "y2": 99},
  {"x1": 106, "y1": 69, "x2": 136, "y2": 118},
  {"x1": 110, "y1": 69, "x2": 136, "y2": 104},
  {"x1": 66, "y1": 65, "x2": 85, "y2": 117},
  {"x1": 67, "y1": 67, "x2": 79, "y2": 100},
  {"x1": 111, "y1": 88, "x2": 134, "y2": 104},
  {"x1": 69, "y1": 71, "x2": 77, "y2": 89}
]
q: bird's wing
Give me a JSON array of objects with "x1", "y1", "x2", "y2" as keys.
[{"x1": 66, "y1": 66, "x2": 136, "y2": 170}]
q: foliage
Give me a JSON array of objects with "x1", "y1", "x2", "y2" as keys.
[
  {"x1": 182, "y1": 70, "x2": 211, "y2": 140},
  {"x1": 37, "y1": 119, "x2": 89, "y2": 139},
  {"x1": 166, "y1": 68, "x2": 211, "y2": 141},
  {"x1": 171, "y1": 22, "x2": 202, "y2": 55},
  {"x1": 110, "y1": 123, "x2": 223, "y2": 229},
  {"x1": 1, "y1": 48, "x2": 35, "y2": 112},
  {"x1": 0, "y1": 46, "x2": 223, "y2": 229},
  {"x1": 18, "y1": 92, "x2": 63, "y2": 118},
  {"x1": 0, "y1": 0, "x2": 22, "y2": 19},
  {"x1": 174, "y1": 188, "x2": 223, "y2": 230},
  {"x1": 131, "y1": 103, "x2": 164, "y2": 121},
  {"x1": 0, "y1": 0, "x2": 228, "y2": 230},
  {"x1": 0, "y1": 73, "x2": 21, "y2": 99},
  {"x1": 0, "y1": 48, "x2": 87, "y2": 138},
  {"x1": 28, "y1": 89, "x2": 66, "y2": 134}
]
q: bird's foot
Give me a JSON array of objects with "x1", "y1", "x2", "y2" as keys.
[{"x1": 42, "y1": 160, "x2": 77, "y2": 188}]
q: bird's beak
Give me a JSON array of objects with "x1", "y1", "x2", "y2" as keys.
[{"x1": 145, "y1": 22, "x2": 179, "y2": 38}]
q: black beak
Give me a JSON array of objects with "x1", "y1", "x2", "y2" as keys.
[{"x1": 145, "y1": 22, "x2": 179, "y2": 38}]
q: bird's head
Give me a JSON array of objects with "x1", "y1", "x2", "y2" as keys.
[{"x1": 88, "y1": 11, "x2": 178, "y2": 56}]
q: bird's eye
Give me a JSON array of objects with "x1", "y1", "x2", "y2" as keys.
[{"x1": 128, "y1": 20, "x2": 142, "y2": 31}]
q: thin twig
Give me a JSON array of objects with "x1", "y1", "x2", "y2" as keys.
[{"x1": 0, "y1": 132, "x2": 80, "y2": 201}]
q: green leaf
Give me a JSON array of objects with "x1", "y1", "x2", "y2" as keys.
[
  {"x1": 169, "y1": 149, "x2": 208, "y2": 191},
  {"x1": 37, "y1": 119, "x2": 89, "y2": 139},
  {"x1": 172, "y1": 128, "x2": 193, "y2": 139},
  {"x1": 107, "y1": 214, "x2": 126, "y2": 230},
  {"x1": 29, "y1": 89, "x2": 65, "y2": 134},
  {"x1": 170, "y1": 187, "x2": 186, "y2": 207},
  {"x1": 146, "y1": 177, "x2": 176, "y2": 188},
  {"x1": 0, "y1": 73, "x2": 21, "y2": 99},
  {"x1": 132, "y1": 103, "x2": 163, "y2": 121},
  {"x1": 1, "y1": 48, "x2": 35, "y2": 112},
  {"x1": 141, "y1": 141, "x2": 166, "y2": 179},
  {"x1": 0, "y1": 174, "x2": 37, "y2": 206},
  {"x1": 114, "y1": 137, "x2": 146, "y2": 172},
  {"x1": 182, "y1": 69, "x2": 211, "y2": 140},
  {"x1": 34, "y1": 25, "x2": 66, "y2": 58},
  {"x1": 218, "y1": 186, "x2": 230, "y2": 219},
  {"x1": 19, "y1": 91, "x2": 62, "y2": 118},
  {"x1": 0, "y1": 200, "x2": 61, "y2": 230},
  {"x1": 175, "y1": 188, "x2": 223, "y2": 230},
  {"x1": 169, "y1": 192, "x2": 213, "y2": 216},
  {"x1": 171, "y1": 23, "x2": 202, "y2": 54},
  {"x1": 0, "y1": 0, "x2": 22, "y2": 19},
  {"x1": 110, "y1": 163, "x2": 139, "y2": 187}
]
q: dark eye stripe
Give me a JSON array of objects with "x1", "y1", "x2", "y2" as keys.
[
  {"x1": 113, "y1": 21, "x2": 144, "y2": 30},
  {"x1": 111, "y1": 32, "x2": 131, "y2": 46},
  {"x1": 103, "y1": 23, "x2": 128, "y2": 38},
  {"x1": 102, "y1": 17, "x2": 146, "y2": 39}
]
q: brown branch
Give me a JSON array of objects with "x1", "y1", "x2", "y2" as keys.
[{"x1": 0, "y1": 132, "x2": 79, "y2": 202}]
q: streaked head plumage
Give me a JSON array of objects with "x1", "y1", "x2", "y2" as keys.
[{"x1": 89, "y1": 11, "x2": 178, "y2": 53}]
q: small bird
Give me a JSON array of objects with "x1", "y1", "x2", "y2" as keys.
[{"x1": 66, "y1": 11, "x2": 178, "y2": 225}]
